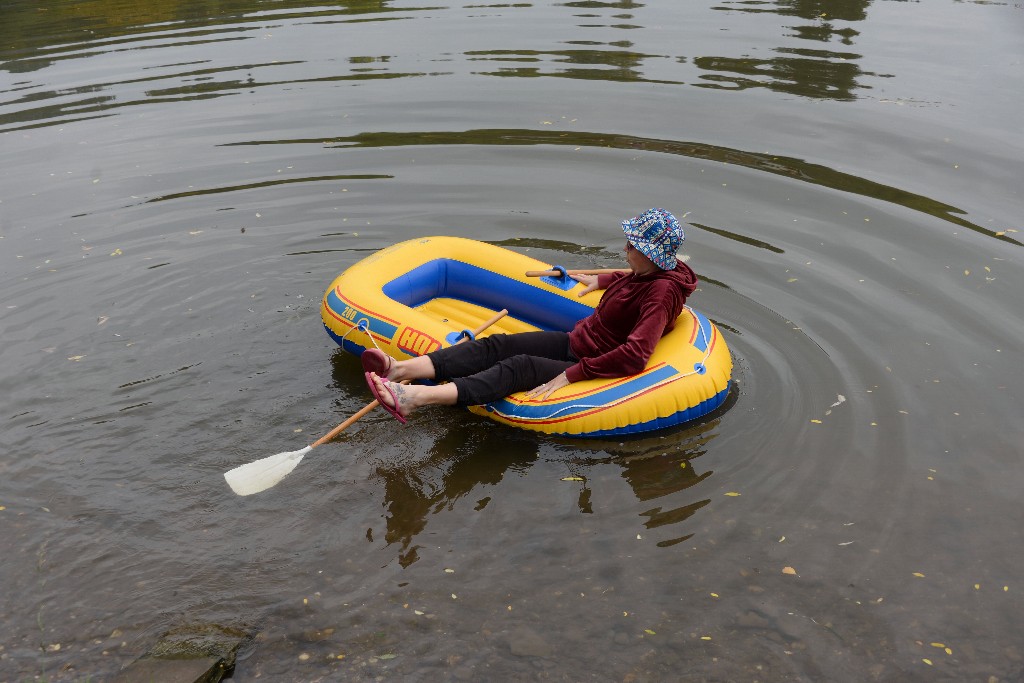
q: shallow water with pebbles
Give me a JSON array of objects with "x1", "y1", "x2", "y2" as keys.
[{"x1": 1, "y1": 0, "x2": 1022, "y2": 680}]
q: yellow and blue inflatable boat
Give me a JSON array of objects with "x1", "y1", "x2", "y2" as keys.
[{"x1": 321, "y1": 236, "x2": 732, "y2": 437}]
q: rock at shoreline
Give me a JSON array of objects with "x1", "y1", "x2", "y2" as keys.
[{"x1": 113, "y1": 623, "x2": 249, "y2": 683}]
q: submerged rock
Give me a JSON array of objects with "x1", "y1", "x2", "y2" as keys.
[{"x1": 113, "y1": 623, "x2": 250, "y2": 683}]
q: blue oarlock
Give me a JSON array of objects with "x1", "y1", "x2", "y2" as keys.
[
  {"x1": 445, "y1": 328, "x2": 476, "y2": 345},
  {"x1": 541, "y1": 265, "x2": 578, "y2": 291}
]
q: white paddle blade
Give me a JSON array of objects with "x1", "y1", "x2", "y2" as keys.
[{"x1": 224, "y1": 445, "x2": 312, "y2": 496}]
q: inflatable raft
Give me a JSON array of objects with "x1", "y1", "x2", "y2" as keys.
[{"x1": 321, "y1": 236, "x2": 732, "y2": 437}]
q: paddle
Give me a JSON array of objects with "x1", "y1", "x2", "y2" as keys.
[
  {"x1": 224, "y1": 308, "x2": 509, "y2": 496},
  {"x1": 525, "y1": 268, "x2": 631, "y2": 277}
]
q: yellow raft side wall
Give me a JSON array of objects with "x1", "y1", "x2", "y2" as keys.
[
  {"x1": 321, "y1": 236, "x2": 603, "y2": 358},
  {"x1": 322, "y1": 236, "x2": 732, "y2": 437},
  {"x1": 471, "y1": 308, "x2": 732, "y2": 436}
]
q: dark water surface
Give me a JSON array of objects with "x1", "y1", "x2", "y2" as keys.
[{"x1": 2, "y1": 0, "x2": 1022, "y2": 680}]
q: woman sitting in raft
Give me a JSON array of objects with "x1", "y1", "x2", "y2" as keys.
[{"x1": 363, "y1": 208, "x2": 697, "y2": 424}]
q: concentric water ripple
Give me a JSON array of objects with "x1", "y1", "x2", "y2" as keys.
[{"x1": 2, "y1": 0, "x2": 1022, "y2": 680}]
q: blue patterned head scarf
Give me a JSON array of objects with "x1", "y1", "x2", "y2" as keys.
[{"x1": 621, "y1": 208, "x2": 685, "y2": 270}]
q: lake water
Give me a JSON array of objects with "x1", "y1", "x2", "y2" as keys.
[{"x1": 2, "y1": 0, "x2": 1022, "y2": 680}]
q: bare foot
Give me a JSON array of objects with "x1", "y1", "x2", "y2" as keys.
[{"x1": 369, "y1": 372, "x2": 414, "y2": 418}]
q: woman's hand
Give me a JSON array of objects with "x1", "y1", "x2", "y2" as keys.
[
  {"x1": 525, "y1": 371, "x2": 570, "y2": 400},
  {"x1": 571, "y1": 274, "x2": 600, "y2": 297}
]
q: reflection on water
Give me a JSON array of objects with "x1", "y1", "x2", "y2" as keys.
[
  {"x1": 0, "y1": 0, "x2": 434, "y2": 132},
  {"x1": 226, "y1": 128, "x2": 1013, "y2": 244},
  {"x1": 373, "y1": 427, "x2": 541, "y2": 568},
  {"x1": 716, "y1": 0, "x2": 869, "y2": 21},
  {"x1": 333, "y1": 354, "x2": 729, "y2": 565},
  {"x1": 3, "y1": 0, "x2": 1023, "y2": 678},
  {"x1": 599, "y1": 442, "x2": 714, "y2": 548},
  {"x1": 371, "y1": 427, "x2": 721, "y2": 564},
  {"x1": 694, "y1": 49, "x2": 873, "y2": 101},
  {"x1": 0, "y1": 0, "x2": 400, "y2": 69},
  {"x1": 0, "y1": 0, "x2": 893, "y2": 135},
  {"x1": 702, "y1": 0, "x2": 875, "y2": 99},
  {"x1": 468, "y1": 46, "x2": 684, "y2": 85}
]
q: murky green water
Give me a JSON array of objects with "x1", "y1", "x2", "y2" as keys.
[{"x1": 2, "y1": 0, "x2": 1022, "y2": 680}]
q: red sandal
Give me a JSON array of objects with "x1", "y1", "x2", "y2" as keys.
[
  {"x1": 360, "y1": 348, "x2": 394, "y2": 377},
  {"x1": 364, "y1": 372, "x2": 407, "y2": 424}
]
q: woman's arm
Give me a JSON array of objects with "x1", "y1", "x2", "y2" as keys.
[
  {"x1": 525, "y1": 371, "x2": 571, "y2": 400},
  {"x1": 570, "y1": 273, "x2": 600, "y2": 297},
  {"x1": 571, "y1": 270, "x2": 629, "y2": 298},
  {"x1": 566, "y1": 300, "x2": 673, "y2": 381}
]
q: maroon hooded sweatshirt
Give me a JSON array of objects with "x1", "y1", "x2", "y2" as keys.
[{"x1": 565, "y1": 260, "x2": 698, "y2": 382}]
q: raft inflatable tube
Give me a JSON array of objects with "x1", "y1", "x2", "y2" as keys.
[{"x1": 321, "y1": 236, "x2": 732, "y2": 437}]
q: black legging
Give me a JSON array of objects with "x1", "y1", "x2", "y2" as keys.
[{"x1": 426, "y1": 331, "x2": 578, "y2": 406}]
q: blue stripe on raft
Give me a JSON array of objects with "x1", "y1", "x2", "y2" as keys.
[
  {"x1": 323, "y1": 323, "x2": 371, "y2": 357},
  {"x1": 382, "y1": 259, "x2": 593, "y2": 332},
  {"x1": 486, "y1": 365, "x2": 680, "y2": 420},
  {"x1": 560, "y1": 383, "x2": 730, "y2": 438},
  {"x1": 690, "y1": 308, "x2": 712, "y2": 353},
  {"x1": 325, "y1": 288, "x2": 400, "y2": 340}
]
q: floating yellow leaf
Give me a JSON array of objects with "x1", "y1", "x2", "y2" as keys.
[
  {"x1": 974, "y1": 584, "x2": 980, "y2": 590},
  {"x1": 782, "y1": 566, "x2": 797, "y2": 575},
  {"x1": 67, "y1": 355, "x2": 86, "y2": 362},
  {"x1": 561, "y1": 477, "x2": 583, "y2": 481},
  {"x1": 945, "y1": 647, "x2": 952, "y2": 655},
  {"x1": 444, "y1": 568, "x2": 455, "y2": 573},
  {"x1": 700, "y1": 636, "x2": 712, "y2": 641},
  {"x1": 922, "y1": 658, "x2": 933, "y2": 666},
  {"x1": 810, "y1": 419, "x2": 822, "y2": 424},
  {"x1": 724, "y1": 492, "x2": 741, "y2": 497},
  {"x1": 930, "y1": 642, "x2": 945, "y2": 648},
  {"x1": 645, "y1": 629, "x2": 656, "y2": 635},
  {"x1": 710, "y1": 593, "x2": 719, "y2": 598},
  {"x1": 110, "y1": 248, "x2": 122, "y2": 256},
  {"x1": 913, "y1": 572, "x2": 925, "y2": 578}
]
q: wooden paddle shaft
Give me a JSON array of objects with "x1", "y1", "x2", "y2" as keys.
[
  {"x1": 474, "y1": 308, "x2": 510, "y2": 335},
  {"x1": 312, "y1": 400, "x2": 378, "y2": 447},
  {"x1": 310, "y1": 308, "x2": 509, "y2": 447},
  {"x1": 525, "y1": 268, "x2": 631, "y2": 277}
]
